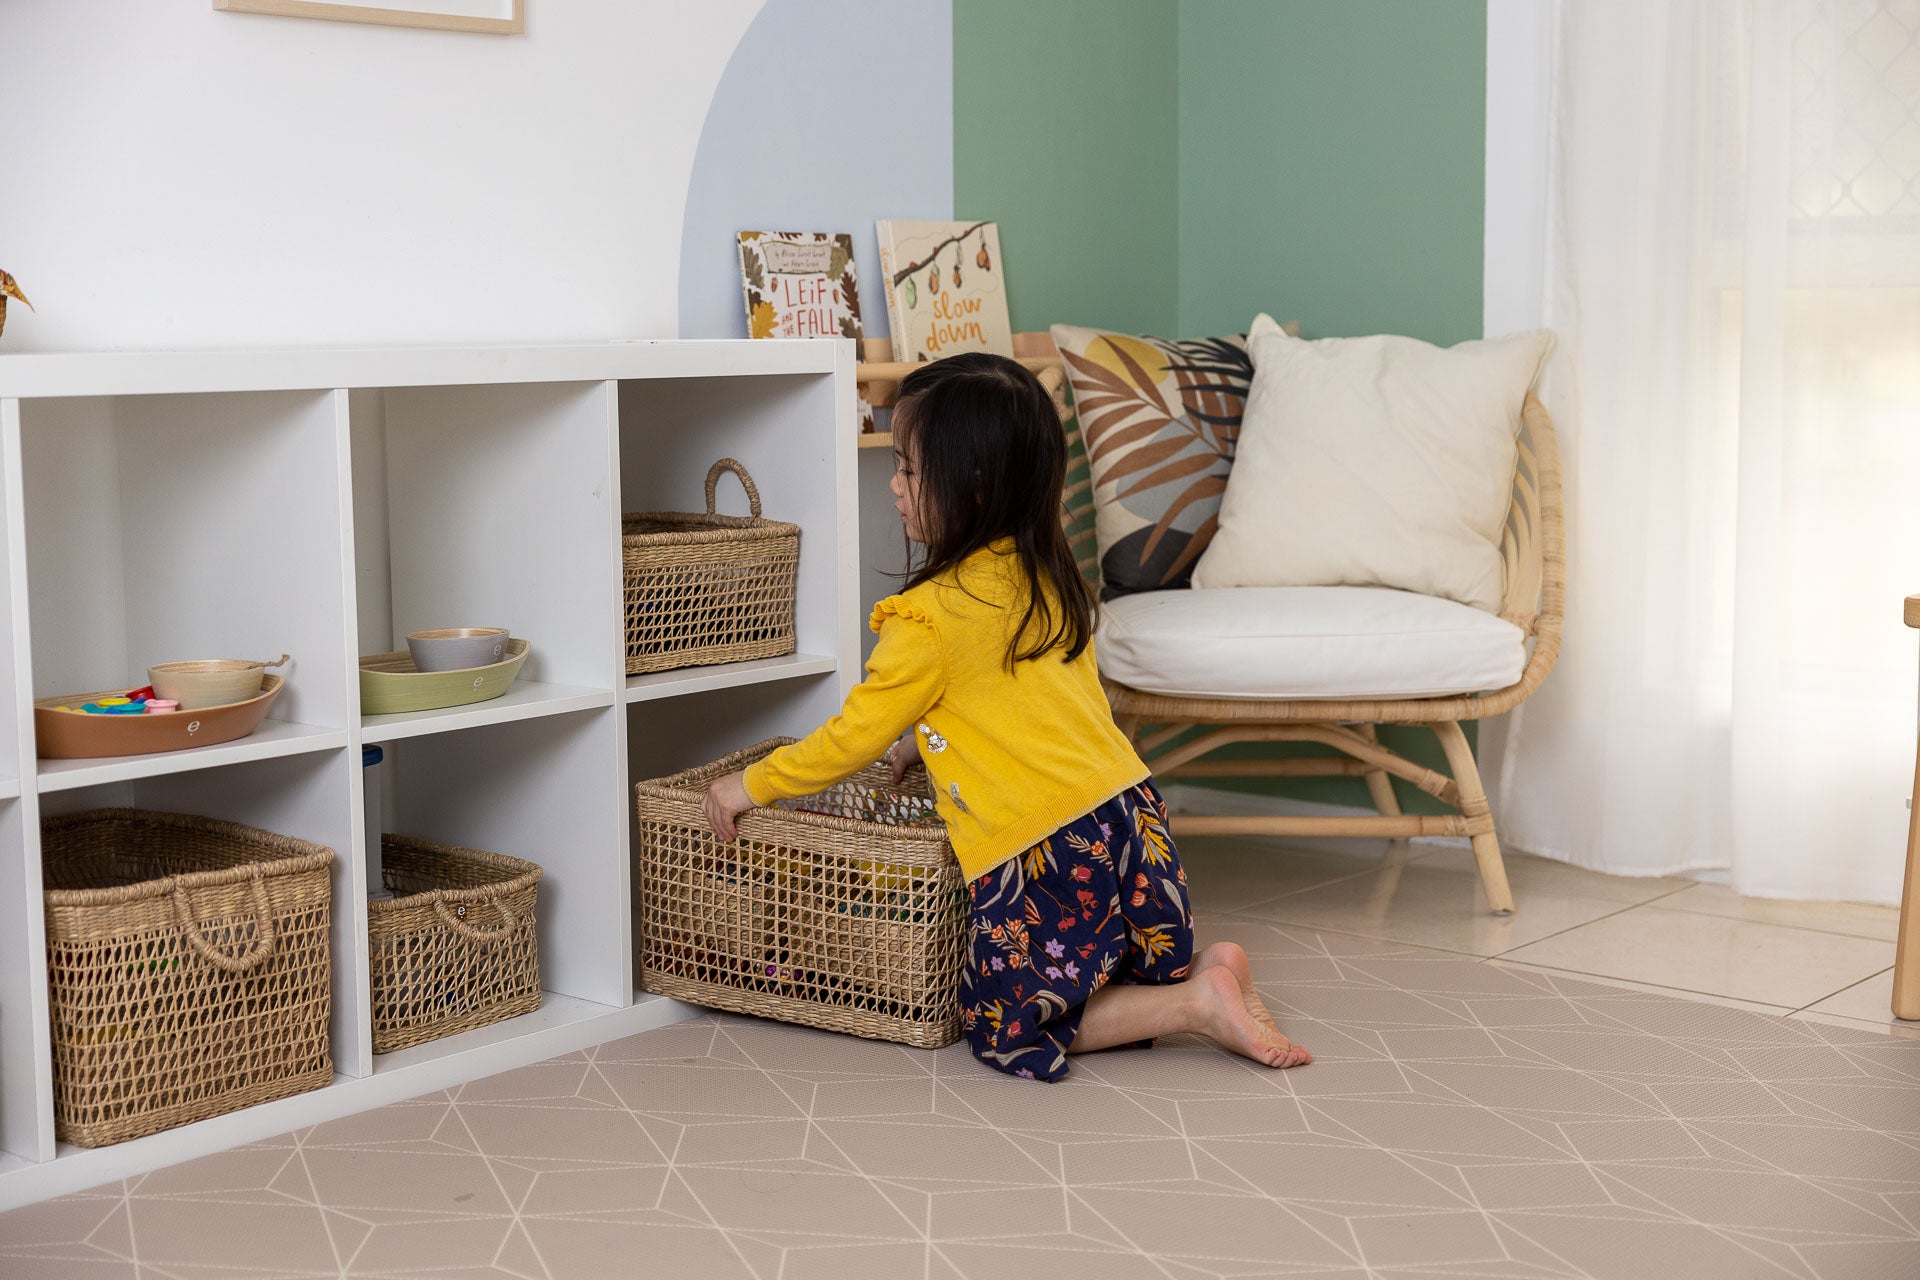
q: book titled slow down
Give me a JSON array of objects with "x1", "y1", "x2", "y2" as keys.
[{"x1": 876, "y1": 220, "x2": 1014, "y2": 363}]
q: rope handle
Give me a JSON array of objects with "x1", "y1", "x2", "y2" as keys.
[
  {"x1": 703, "y1": 458, "x2": 763, "y2": 518},
  {"x1": 432, "y1": 895, "x2": 519, "y2": 946},
  {"x1": 169, "y1": 867, "x2": 278, "y2": 974}
]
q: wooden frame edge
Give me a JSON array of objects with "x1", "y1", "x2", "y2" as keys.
[{"x1": 213, "y1": 0, "x2": 524, "y2": 35}]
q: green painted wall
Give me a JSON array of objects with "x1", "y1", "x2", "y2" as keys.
[
  {"x1": 953, "y1": 0, "x2": 1180, "y2": 336},
  {"x1": 1172, "y1": 0, "x2": 1487, "y2": 810},
  {"x1": 953, "y1": 0, "x2": 1487, "y2": 812},
  {"x1": 1176, "y1": 0, "x2": 1486, "y2": 344}
]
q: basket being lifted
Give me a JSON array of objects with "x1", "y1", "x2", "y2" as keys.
[
  {"x1": 623, "y1": 458, "x2": 800, "y2": 676},
  {"x1": 634, "y1": 738, "x2": 967, "y2": 1048}
]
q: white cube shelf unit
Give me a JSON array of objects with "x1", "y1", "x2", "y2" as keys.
[{"x1": 0, "y1": 340, "x2": 860, "y2": 1208}]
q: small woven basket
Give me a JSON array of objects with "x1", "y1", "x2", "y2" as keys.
[
  {"x1": 368, "y1": 836, "x2": 542, "y2": 1054},
  {"x1": 40, "y1": 809, "x2": 334, "y2": 1148},
  {"x1": 623, "y1": 458, "x2": 800, "y2": 675},
  {"x1": 634, "y1": 738, "x2": 966, "y2": 1048}
]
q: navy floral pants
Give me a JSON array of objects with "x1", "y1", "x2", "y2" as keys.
[{"x1": 960, "y1": 781, "x2": 1194, "y2": 1081}]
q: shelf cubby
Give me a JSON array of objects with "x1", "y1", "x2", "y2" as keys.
[
  {"x1": 616, "y1": 373, "x2": 858, "y2": 689},
  {"x1": 351, "y1": 380, "x2": 622, "y2": 702},
  {"x1": 36, "y1": 746, "x2": 367, "y2": 1079},
  {"x1": 17, "y1": 390, "x2": 357, "y2": 736},
  {"x1": 371, "y1": 709, "x2": 629, "y2": 1015}
]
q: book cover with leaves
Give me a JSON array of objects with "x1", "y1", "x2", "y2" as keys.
[
  {"x1": 738, "y1": 230, "x2": 873, "y2": 431},
  {"x1": 875, "y1": 220, "x2": 1013, "y2": 363}
]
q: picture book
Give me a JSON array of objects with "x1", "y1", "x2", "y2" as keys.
[
  {"x1": 875, "y1": 220, "x2": 1013, "y2": 363},
  {"x1": 737, "y1": 230, "x2": 873, "y2": 431}
]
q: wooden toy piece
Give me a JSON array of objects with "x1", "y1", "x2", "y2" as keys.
[{"x1": 0, "y1": 268, "x2": 31, "y2": 338}]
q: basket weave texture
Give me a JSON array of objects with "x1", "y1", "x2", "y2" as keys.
[
  {"x1": 369, "y1": 836, "x2": 543, "y2": 1054},
  {"x1": 623, "y1": 458, "x2": 800, "y2": 675},
  {"x1": 634, "y1": 739, "x2": 967, "y2": 1048},
  {"x1": 41, "y1": 809, "x2": 334, "y2": 1148}
]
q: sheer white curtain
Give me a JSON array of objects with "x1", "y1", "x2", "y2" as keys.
[{"x1": 1482, "y1": 0, "x2": 1920, "y2": 903}]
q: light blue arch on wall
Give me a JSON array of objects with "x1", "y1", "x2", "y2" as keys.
[{"x1": 677, "y1": 0, "x2": 955, "y2": 340}]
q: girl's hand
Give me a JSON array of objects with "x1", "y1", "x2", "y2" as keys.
[
  {"x1": 886, "y1": 729, "x2": 924, "y2": 784},
  {"x1": 704, "y1": 771, "x2": 754, "y2": 842}
]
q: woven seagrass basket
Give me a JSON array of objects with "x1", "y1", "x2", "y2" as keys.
[
  {"x1": 634, "y1": 738, "x2": 966, "y2": 1048},
  {"x1": 623, "y1": 458, "x2": 799, "y2": 676},
  {"x1": 368, "y1": 836, "x2": 542, "y2": 1054},
  {"x1": 40, "y1": 809, "x2": 334, "y2": 1148}
]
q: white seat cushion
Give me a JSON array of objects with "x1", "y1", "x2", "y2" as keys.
[{"x1": 1096, "y1": 586, "x2": 1527, "y2": 701}]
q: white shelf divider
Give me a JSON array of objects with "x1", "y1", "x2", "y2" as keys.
[
  {"x1": 0, "y1": 399, "x2": 54, "y2": 1168},
  {"x1": 623, "y1": 652, "x2": 839, "y2": 704},
  {"x1": 362, "y1": 681, "x2": 614, "y2": 744}
]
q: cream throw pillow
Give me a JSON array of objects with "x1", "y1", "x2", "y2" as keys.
[{"x1": 1191, "y1": 314, "x2": 1552, "y2": 614}]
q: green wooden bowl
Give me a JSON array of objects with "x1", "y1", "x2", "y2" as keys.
[{"x1": 360, "y1": 639, "x2": 530, "y2": 716}]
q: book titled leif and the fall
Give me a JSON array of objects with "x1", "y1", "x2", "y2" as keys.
[
  {"x1": 875, "y1": 220, "x2": 1013, "y2": 363},
  {"x1": 737, "y1": 230, "x2": 873, "y2": 431}
]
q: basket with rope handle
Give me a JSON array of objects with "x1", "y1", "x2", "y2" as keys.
[
  {"x1": 622, "y1": 458, "x2": 800, "y2": 675},
  {"x1": 40, "y1": 808, "x2": 334, "y2": 1147},
  {"x1": 367, "y1": 835, "x2": 543, "y2": 1053}
]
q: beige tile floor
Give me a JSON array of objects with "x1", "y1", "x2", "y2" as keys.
[
  {"x1": 2, "y1": 834, "x2": 1917, "y2": 1280},
  {"x1": 1198, "y1": 834, "x2": 1910, "y2": 1037}
]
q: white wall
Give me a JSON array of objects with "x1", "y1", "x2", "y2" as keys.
[{"x1": 0, "y1": 0, "x2": 762, "y2": 352}]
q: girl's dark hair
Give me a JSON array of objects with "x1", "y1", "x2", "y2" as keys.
[{"x1": 892, "y1": 352, "x2": 1095, "y2": 666}]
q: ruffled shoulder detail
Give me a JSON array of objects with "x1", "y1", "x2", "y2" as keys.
[{"x1": 869, "y1": 592, "x2": 939, "y2": 635}]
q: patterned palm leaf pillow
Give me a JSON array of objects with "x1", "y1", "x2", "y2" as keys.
[{"x1": 1052, "y1": 323, "x2": 1281, "y2": 596}]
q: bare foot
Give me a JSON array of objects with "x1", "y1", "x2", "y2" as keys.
[
  {"x1": 1192, "y1": 940, "x2": 1255, "y2": 988},
  {"x1": 1192, "y1": 943, "x2": 1308, "y2": 1060},
  {"x1": 1191, "y1": 965, "x2": 1311, "y2": 1069}
]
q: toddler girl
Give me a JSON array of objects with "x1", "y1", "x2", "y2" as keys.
[{"x1": 703, "y1": 352, "x2": 1309, "y2": 1081}]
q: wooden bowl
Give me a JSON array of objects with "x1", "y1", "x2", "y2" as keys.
[
  {"x1": 148, "y1": 654, "x2": 288, "y2": 710},
  {"x1": 35, "y1": 676, "x2": 286, "y2": 760},
  {"x1": 361, "y1": 639, "x2": 530, "y2": 716},
  {"x1": 406, "y1": 627, "x2": 511, "y2": 673}
]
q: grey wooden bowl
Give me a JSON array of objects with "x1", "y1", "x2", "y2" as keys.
[{"x1": 406, "y1": 628, "x2": 512, "y2": 673}]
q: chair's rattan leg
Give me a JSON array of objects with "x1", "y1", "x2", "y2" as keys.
[
  {"x1": 1431, "y1": 720, "x2": 1514, "y2": 915},
  {"x1": 1355, "y1": 725, "x2": 1404, "y2": 818}
]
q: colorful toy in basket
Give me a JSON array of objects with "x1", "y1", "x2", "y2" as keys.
[
  {"x1": 634, "y1": 738, "x2": 965, "y2": 1048},
  {"x1": 622, "y1": 459, "x2": 799, "y2": 675}
]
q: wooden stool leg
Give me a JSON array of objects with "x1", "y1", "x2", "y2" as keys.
[
  {"x1": 1355, "y1": 724, "x2": 1404, "y2": 817},
  {"x1": 1432, "y1": 720, "x2": 1515, "y2": 915},
  {"x1": 1893, "y1": 726, "x2": 1920, "y2": 1021}
]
